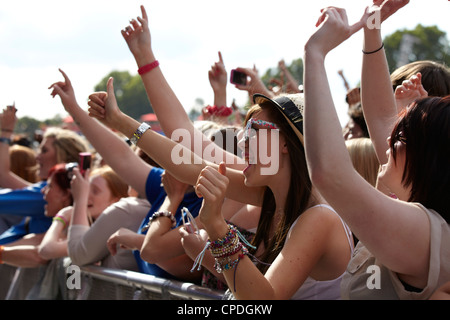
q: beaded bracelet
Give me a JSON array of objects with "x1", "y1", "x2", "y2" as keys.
[
  {"x1": 141, "y1": 210, "x2": 176, "y2": 231},
  {"x1": 210, "y1": 235, "x2": 241, "y2": 258},
  {"x1": 209, "y1": 224, "x2": 238, "y2": 249},
  {"x1": 213, "y1": 246, "x2": 248, "y2": 274}
]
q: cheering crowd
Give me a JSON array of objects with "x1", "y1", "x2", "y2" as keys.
[{"x1": 1, "y1": 1, "x2": 450, "y2": 300}]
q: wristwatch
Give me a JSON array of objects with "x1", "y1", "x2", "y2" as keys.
[{"x1": 130, "y1": 122, "x2": 151, "y2": 145}]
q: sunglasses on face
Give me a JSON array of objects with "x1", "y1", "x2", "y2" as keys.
[{"x1": 394, "y1": 131, "x2": 407, "y2": 146}]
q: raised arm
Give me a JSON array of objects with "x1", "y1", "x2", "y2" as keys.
[
  {"x1": 0, "y1": 104, "x2": 31, "y2": 189},
  {"x1": 233, "y1": 65, "x2": 273, "y2": 99},
  {"x1": 303, "y1": 5, "x2": 429, "y2": 283},
  {"x1": 360, "y1": 0, "x2": 410, "y2": 164},
  {"x1": 121, "y1": 6, "x2": 242, "y2": 168},
  {"x1": 49, "y1": 69, "x2": 151, "y2": 197},
  {"x1": 87, "y1": 77, "x2": 264, "y2": 206},
  {"x1": 209, "y1": 51, "x2": 228, "y2": 108}
]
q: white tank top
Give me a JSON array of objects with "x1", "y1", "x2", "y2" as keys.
[{"x1": 289, "y1": 204, "x2": 354, "y2": 300}]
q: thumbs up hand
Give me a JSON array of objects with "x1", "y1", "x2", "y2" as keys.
[{"x1": 195, "y1": 162, "x2": 229, "y2": 230}]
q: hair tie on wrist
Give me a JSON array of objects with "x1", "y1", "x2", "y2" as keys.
[
  {"x1": 362, "y1": 43, "x2": 384, "y2": 55},
  {"x1": 138, "y1": 60, "x2": 160, "y2": 75}
]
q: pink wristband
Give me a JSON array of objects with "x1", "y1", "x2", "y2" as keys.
[{"x1": 138, "y1": 60, "x2": 160, "y2": 75}]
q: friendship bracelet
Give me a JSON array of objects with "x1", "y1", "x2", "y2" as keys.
[
  {"x1": 210, "y1": 239, "x2": 242, "y2": 259},
  {"x1": 130, "y1": 122, "x2": 151, "y2": 145},
  {"x1": 0, "y1": 245, "x2": 4, "y2": 264},
  {"x1": 362, "y1": 42, "x2": 384, "y2": 55},
  {"x1": 138, "y1": 60, "x2": 160, "y2": 76},
  {"x1": 209, "y1": 224, "x2": 237, "y2": 249},
  {"x1": 213, "y1": 247, "x2": 248, "y2": 274},
  {"x1": 0, "y1": 137, "x2": 11, "y2": 145}
]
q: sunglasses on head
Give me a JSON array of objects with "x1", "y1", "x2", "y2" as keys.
[{"x1": 244, "y1": 118, "x2": 279, "y2": 141}]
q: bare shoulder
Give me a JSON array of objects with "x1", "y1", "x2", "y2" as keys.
[{"x1": 288, "y1": 204, "x2": 342, "y2": 241}]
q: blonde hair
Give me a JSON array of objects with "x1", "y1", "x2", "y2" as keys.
[
  {"x1": 10, "y1": 145, "x2": 39, "y2": 183},
  {"x1": 44, "y1": 127, "x2": 90, "y2": 163},
  {"x1": 90, "y1": 165, "x2": 129, "y2": 200},
  {"x1": 345, "y1": 138, "x2": 379, "y2": 187}
]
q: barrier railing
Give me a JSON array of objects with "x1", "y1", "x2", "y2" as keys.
[{"x1": 1, "y1": 262, "x2": 225, "y2": 300}]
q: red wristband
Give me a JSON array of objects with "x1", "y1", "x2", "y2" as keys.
[{"x1": 138, "y1": 60, "x2": 160, "y2": 75}]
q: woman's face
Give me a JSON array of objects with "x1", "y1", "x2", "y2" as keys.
[
  {"x1": 87, "y1": 175, "x2": 117, "y2": 220},
  {"x1": 42, "y1": 175, "x2": 71, "y2": 217},
  {"x1": 36, "y1": 137, "x2": 58, "y2": 180},
  {"x1": 238, "y1": 109, "x2": 285, "y2": 186},
  {"x1": 378, "y1": 135, "x2": 408, "y2": 198}
]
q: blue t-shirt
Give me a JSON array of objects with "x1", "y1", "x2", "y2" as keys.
[
  {"x1": 133, "y1": 167, "x2": 203, "y2": 280},
  {"x1": 0, "y1": 181, "x2": 52, "y2": 244}
]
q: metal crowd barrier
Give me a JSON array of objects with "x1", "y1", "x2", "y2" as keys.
[{"x1": 0, "y1": 261, "x2": 224, "y2": 300}]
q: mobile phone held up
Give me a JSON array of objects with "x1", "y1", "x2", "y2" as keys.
[
  {"x1": 79, "y1": 152, "x2": 92, "y2": 176},
  {"x1": 230, "y1": 69, "x2": 247, "y2": 86},
  {"x1": 181, "y1": 207, "x2": 199, "y2": 234}
]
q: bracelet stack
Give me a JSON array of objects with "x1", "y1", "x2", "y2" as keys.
[
  {"x1": 190, "y1": 224, "x2": 256, "y2": 292},
  {"x1": 141, "y1": 210, "x2": 176, "y2": 232},
  {"x1": 209, "y1": 225, "x2": 248, "y2": 274},
  {"x1": 53, "y1": 215, "x2": 68, "y2": 229}
]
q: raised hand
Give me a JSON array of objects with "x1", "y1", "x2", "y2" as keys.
[
  {"x1": 369, "y1": 0, "x2": 410, "y2": 25},
  {"x1": 87, "y1": 77, "x2": 123, "y2": 129},
  {"x1": 394, "y1": 72, "x2": 428, "y2": 111},
  {"x1": 233, "y1": 65, "x2": 273, "y2": 98},
  {"x1": 0, "y1": 103, "x2": 17, "y2": 133},
  {"x1": 208, "y1": 51, "x2": 228, "y2": 95},
  {"x1": 70, "y1": 167, "x2": 90, "y2": 204},
  {"x1": 49, "y1": 69, "x2": 78, "y2": 111},
  {"x1": 121, "y1": 5, "x2": 153, "y2": 65},
  {"x1": 307, "y1": 7, "x2": 370, "y2": 57},
  {"x1": 195, "y1": 162, "x2": 229, "y2": 228}
]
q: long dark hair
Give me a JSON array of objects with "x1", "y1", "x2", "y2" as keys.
[
  {"x1": 390, "y1": 95, "x2": 450, "y2": 222},
  {"x1": 245, "y1": 102, "x2": 313, "y2": 273}
]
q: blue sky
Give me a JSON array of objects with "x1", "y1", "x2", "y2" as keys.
[{"x1": 0, "y1": 0, "x2": 448, "y2": 125}]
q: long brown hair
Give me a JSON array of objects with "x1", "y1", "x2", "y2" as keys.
[{"x1": 244, "y1": 102, "x2": 313, "y2": 273}]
